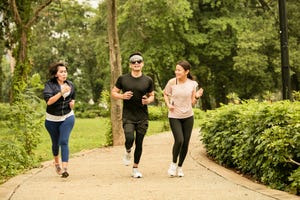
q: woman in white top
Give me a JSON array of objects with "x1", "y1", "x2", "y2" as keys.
[{"x1": 163, "y1": 60, "x2": 203, "y2": 177}]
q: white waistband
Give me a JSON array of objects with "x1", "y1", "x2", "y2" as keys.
[{"x1": 46, "y1": 110, "x2": 74, "y2": 122}]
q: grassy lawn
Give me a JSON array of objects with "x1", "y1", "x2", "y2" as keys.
[
  {"x1": 2, "y1": 117, "x2": 201, "y2": 162},
  {"x1": 34, "y1": 118, "x2": 169, "y2": 162}
]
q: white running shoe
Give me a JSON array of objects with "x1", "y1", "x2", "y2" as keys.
[
  {"x1": 168, "y1": 162, "x2": 177, "y2": 177},
  {"x1": 177, "y1": 167, "x2": 184, "y2": 177},
  {"x1": 132, "y1": 168, "x2": 143, "y2": 178},
  {"x1": 123, "y1": 151, "x2": 131, "y2": 166}
]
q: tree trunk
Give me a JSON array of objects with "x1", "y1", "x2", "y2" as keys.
[
  {"x1": 9, "y1": 0, "x2": 53, "y2": 102},
  {"x1": 107, "y1": 0, "x2": 124, "y2": 146}
]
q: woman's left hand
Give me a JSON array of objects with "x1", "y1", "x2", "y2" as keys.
[{"x1": 196, "y1": 88, "x2": 204, "y2": 99}]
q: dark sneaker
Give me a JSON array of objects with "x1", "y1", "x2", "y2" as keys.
[{"x1": 61, "y1": 169, "x2": 69, "y2": 178}]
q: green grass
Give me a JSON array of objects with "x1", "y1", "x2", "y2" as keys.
[
  {"x1": 3, "y1": 117, "x2": 201, "y2": 162},
  {"x1": 34, "y1": 118, "x2": 169, "y2": 162}
]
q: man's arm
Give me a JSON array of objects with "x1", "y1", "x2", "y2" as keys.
[
  {"x1": 111, "y1": 86, "x2": 133, "y2": 100},
  {"x1": 142, "y1": 91, "x2": 155, "y2": 105},
  {"x1": 111, "y1": 86, "x2": 123, "y2": 100}
]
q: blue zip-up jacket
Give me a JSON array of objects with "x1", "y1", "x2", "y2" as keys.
[{"x1": 43, "y1": 79, "x2": 75, "y2": 116}]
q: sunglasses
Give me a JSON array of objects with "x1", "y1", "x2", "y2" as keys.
[{"x1": 130, "y1": 60, "x2": 142, "y2": 64}]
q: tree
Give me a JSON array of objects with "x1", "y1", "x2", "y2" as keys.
[
  {"x1": 117, "y1": 0, "x2": 194, "y2": 87},
  {"x1": 29, "y1": 1, "x2": 102, "y2": 102},
  {"x1": 184, "y1": 0, "x2": 284, "y2": 106},
  {"x1": 286, "y1": 0, "x2": 300, "y2": 92},
  {"x1": 8, "y1": 0, "x2": 53, "y2": 102},
  {"x1": 107, "y1": 0, "x2": 124, "y2": 145}
]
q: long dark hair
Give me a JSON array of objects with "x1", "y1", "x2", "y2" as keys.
[
  {"x1": 177, "y1": 60, "x2": 194, "y2": 80},
  {"x1": 48, "y1": 62, "x2": 67, "y2": 80}
]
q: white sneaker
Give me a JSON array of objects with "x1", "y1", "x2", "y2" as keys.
[
  {"x1": 132, "y1": 168, "x2": 143, "y2": 178},
  {"x1": 177, "y1": 167, "x2": 184, "y2": 177},
  {"x1": 123, "y1": 151, "x2": 131, "y2": 166},
  {"x1": 168, "y1": 163, "x2": 177, "y2": 177}
]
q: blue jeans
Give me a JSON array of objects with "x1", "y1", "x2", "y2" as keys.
[{"x1": 45, "y1": 115, "x2": 75, "y2": 162}]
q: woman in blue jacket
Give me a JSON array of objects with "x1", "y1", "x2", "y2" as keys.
[{"x1": 43, "y1": 62, "x2": 75, "y2": 178}]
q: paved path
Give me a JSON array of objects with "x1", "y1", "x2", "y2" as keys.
[{"x1": 0, "y1": 129, "x2": 299, "y2": 200}]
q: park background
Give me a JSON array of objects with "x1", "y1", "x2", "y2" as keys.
[{"x1": 0, "y1": 0, "x2": 300, "y2": 196}]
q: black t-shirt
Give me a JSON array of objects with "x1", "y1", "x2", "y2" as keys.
[{"x1": 115, "y1": 73, "x2": 154, "y2": 122}]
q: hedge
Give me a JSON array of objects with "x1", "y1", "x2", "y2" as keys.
[{"x1": 199, "y1": 100, "x2": 300, "y2": 194}]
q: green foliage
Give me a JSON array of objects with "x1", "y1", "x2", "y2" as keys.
[
  {"x1": 75, "y1": 90, "x2": 110, "y2": 118},
  {"x1": 100, "y1": 90, "x2": 113, "y2": 146},
  {"x1": 30, "y1": 1, "x2": 102, "y2": 103},
  {"x1": 9, "y1": 74, "x2": 44, "y2": 155},
  {"x1": 75, "y1": 102, "x2": 109, "y2": 119},
  {"x1": 7, "y1": 95, "x2": 44, "y2": 155},
  {"x1": 75, "y1": 102, "x2": 103, "y2": 118},
  {"x1": 148, "y1": 105, "x2": 170, "y2": 132},
  {"x1": 0, "y1": 72, "x2": 44, "y2": 182},
  {"x1": 2, "y1": 0, "x2": 300, "y2": 109},
  {"x1": 0, "y1": 139, "x2": 33, "y2": 184},
  {"x1": 0, "y1": 76, "x2": 44, "y2": 182},
  {"x1": 148, "y1": 105, "x2": 167, "y2": 120},
  {"x1": 226, "y1": 92, "x2": 240, "y2": 104},
  {"x1": 289, "y1": 167, "x2": 300, "y2": 194},
  {"x1": 193, "y1": 108, "x2": 206, "y2": 120},
  {"x1": 0, "y1": 103, "x2": 10, "y2": 121},
  {"x1": 117, "y1": 0, "x2": 195, "y2": 87},
  {"x1": 200, "y1": 104, "x2": 242, "y2": 167},
  {"x1": 293, "y1": 91, "x2": 300, "y2": 101},
  {"x1": 200, "y1": 101, "x2": 300, "y2": 194},
  {"x1": 104, "y1": 118, "x2": 113, "y2": 146}
]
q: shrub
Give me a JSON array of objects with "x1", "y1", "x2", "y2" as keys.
[
  {"x1": 0, "y1": 85, "x2": 44, "y2": 183},
  {"x1": 148, "y1": 105, "x2": 168, "y2": 120},
  {"x1": 0, "y1": 103, "x2": 10, "y2": 120},
  {"x1": 7, "y1": 94, "x2": 44, "y2": 155},
  {"x1": 0, "y1": 140, "x2": 33, "y2": 184},
  {"x1": 75, "y1": 90, "x2": 110, "y2": 118},
  {"x1": 200, "y1": 100, "x2": 300, "y2": 194}
]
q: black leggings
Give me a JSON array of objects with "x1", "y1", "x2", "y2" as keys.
[
  {"x1": 169, "y1": 116, "x2": 194, "y2": 167},
  {"x1": 123, "y1": 119, "x2": 148, "y2": 165}
]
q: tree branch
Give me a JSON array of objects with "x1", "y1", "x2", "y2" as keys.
[
  {"x1": 10, "y1": 0, "x2": 22, "y2": 25},
  {"x1": 26, "y1": 0, "x2": 54, "y2": 28},
  {"x1": 289, "y1": 158, "x2": 300, "y2": 166},
  {"x1": 257, "y1": 0, "x2": 271, "y2": 11}
]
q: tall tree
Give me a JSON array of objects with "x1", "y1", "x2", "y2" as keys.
[
  {"x1": 107, "y1": 0, "x2": 124, "y2": 145},
  {"x1": 8, "y1": 0, "x2": 53, "y2": 102},
  {"x1": 286, "y1": 0, "x2": 300, "y2": 91}
]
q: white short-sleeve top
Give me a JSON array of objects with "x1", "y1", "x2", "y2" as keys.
[{"x1": 164, "y1": 78, "x2": 198, "y2": 119}]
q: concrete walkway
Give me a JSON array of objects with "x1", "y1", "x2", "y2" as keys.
[{"x1": 0, "y1": 129, "x2": 299, "y2": 200}]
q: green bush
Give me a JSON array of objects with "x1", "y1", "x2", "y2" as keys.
[
  {"x1": 0, "y1": 92, "x2": 44, "y2": 183},
  {"x1": 193, "y1": 108, "x2": 206, "y2": 120},
  {"x1": 75, "y1": 90, "x2": 110, "y2": 118},
  {"x1": 0, "y1": 103, "x2": 10, "y2": 120},
  {"x1": 75, "y1": 101, "x2": 109, "y2": 118},
  {"x1": 148, "y1": 105, "x2": 168, "y2": 120},
  {"x1": 0, "y1": 140, "x2": 33, "y2": 183},
  {"x1": 148, "y1": 106, "x2": 205, "y2": 120},
  {"x1": 200, "y1": 100, "x2": 300, "y2": 194}
]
